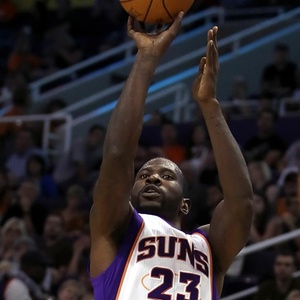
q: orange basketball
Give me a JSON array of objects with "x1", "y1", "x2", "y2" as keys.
[{"x1": 120, "y1": 0, "x2": 194, "y2": 25}]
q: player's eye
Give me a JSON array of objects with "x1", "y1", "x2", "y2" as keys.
[
  {"x1": 162, "y1": 174, "x2": 173, "y2": 180},
  {"x1": 140, "y1": 174, "x2": 149, "y2": 179}
]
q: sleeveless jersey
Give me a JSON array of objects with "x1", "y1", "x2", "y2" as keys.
[{"x1": 91, "y1": 209, "x2": 218, "y2": 300}]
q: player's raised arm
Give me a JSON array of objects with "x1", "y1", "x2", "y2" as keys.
[
  {"x1": 192, "y1": 27, "x2": 253, "y2": 294},
  {"x1": 89, "y1": 14, "x2": 183, "y2": 277}
]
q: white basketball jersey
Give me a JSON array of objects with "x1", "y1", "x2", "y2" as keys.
[{"x1": 91, "y1": 209, "x2": 218, "y2": 300}]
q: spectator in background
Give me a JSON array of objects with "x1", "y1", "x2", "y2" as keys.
[
  {"x1": 0, "y1": 186, "x2": 14, "y2": 222},
  {"x1": 24, "y1": 154, "x2": 59, "y2": 208},
  {"x1": 280, "y1": 192, "x2": 300, "y2": 267},
  {"x1": 0, "y1": 85, "x2": 31, "y2": 143},
  {"x1": 227, "y1": 75, "x2": 254, "y2": 117},
  {"x1": 0, "y1": 170, "x2": 15, "y2": 221},
  {"x1": 41, "y1": 98, "x2": 67, "y2": 164},
  {"x1": 247, "y1": 160, "x2": 275, "y2": 196},
  {"x1": 281, "y1": 68, "x2": 300, "y2": 114},
  {"x1": 53, "y1": 124, "x2": 106, "y2": 192},
  {"x1": 276, "y1": 170, "x2": 298, "y2": 217},
  {"x1": 4, "y1": 128, "x2": 46, "y2": 185},
  {"x1": 67, "y1": 233, "x2": 92, "y2": 296},
  {"x1": 179, "y1": 122, "x2": 211, "y2": 229},
  {"x1": 42, "y1": 98, "x2": 67, "y2": 134},
  {"x1": 55, "y1": 278, "x2": 86, "y2": 300},
  {"x1": 1, "y1": 179, "x2": 49, "y2": 235},
  {"x1": 19, "y1": 249, "x2": 55, "y2": 298},
  {"x1": 257, "y1": 91, "x2": 276, "y2": 112},
  {"x1": 0, "y1": 232, "x2": 48, "y2": 298},
  {"x1": 59, "y1": 185, "x2": 89, "y2": 234},
  {"x1": 11, "y1": 235, "x2": 37, "y2": 268},
  {"x1": 148, "y1": 122, "x2": 187, "y2": 165},
  {"x1": 249, "y1": 191, "x2": 282, "y2": 244},
  {"x1": 184, "y1": 122, "x2": 210, "y2": 177},
  {"x1": 0, "y1": 72, "x2": 27, "y2": 110},
  {"x1": 244, "y1": 108, "x2": 287, "y2": 170},
  {"x1": 0, "y1": 260, "x2": 33, "y2": 300},
  {"x1": 241, "y1": 190, "x2": 281, "y2": 282},
  {"x1": 144, "y1": 109, "x2": 170, "y2": 126},
  {"x1": 133, "y1": 143, "x2": 150, "y2": 175},
  {"x1": 286, "y1": 289, "x2": 300, "y2": 300},
  {"x1": 205, "y1": 181, "x2": 224, "y2": 220},
  {"x1": 0, "y1": 251, "x2": 53, "y2": 300},
  {"x1": 67, "y1": 232, "x2": 90, "y2": 275},
  {"x1": 0, "y1": 0, "x2": 17, "y2": 25},
  {"x1": 198, "y1": 147, "x2": 219, "y2": 186},
  {"x1": 179, "y1": 160, "x2": 210, "y2": 230},
  {"x1": 281, "y1": 139, "x2": 300, "y2": 172},
  {"x1": 0, "y1": 217, "x2": 27, "y2": 261},
  {"x1": 253, "y1": 250, "x2": 300, "y2": 300},
  {"x1": 7, "y1": 26, "x2": 46, "y2": 82},
  {"x1": 260, "y1": 43, "x2": 297, "y2": 100},
  {"x1": 49, "y1": 22, "x2": 83, "y2": 70},
  {"x1": 36, "y1": 212, "x2": 73, "y2": 282},
  {"x1": 274, "y1": 140, "x2": 300, "y2": 215}
]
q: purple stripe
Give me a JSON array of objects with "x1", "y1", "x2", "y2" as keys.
[{"x1": 91, "y1": 209, "x2": 143, "y2": 300}]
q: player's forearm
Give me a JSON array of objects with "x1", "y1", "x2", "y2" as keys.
[
  {"x1": 200, "y1": 100, "x2": 253, "y2": 204},
  {"x1": 104, "y1": 53, "x2": 158, "y2": 160}
]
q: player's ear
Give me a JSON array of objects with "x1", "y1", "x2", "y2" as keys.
[{"x1": 181, "y1": 198, "x2": 191, "y2": 215}]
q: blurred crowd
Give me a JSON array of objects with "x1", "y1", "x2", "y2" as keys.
[{"x1": 0, "y1": 0, "x2": 300, "y2": 300}]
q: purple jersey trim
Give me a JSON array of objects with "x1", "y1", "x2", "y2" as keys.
[
  {"x1": 90, "y1": 209, "x2": 143, "y2": 300},
  {"x1": 193, "y1": 228, "x2": 219, "y2": 300}
]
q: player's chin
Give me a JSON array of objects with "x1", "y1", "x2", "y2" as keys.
[{"x1": 135, "y1": 199, "x2": 162, "y2": 213}]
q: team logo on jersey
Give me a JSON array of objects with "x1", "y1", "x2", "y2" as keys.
[{"x1": 137, "y1": 236, "x2": 209, "y2": 277}]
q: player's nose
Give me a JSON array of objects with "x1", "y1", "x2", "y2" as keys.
[{"x1": 146, "y1": 174, "x2": 161, "y2": 185}]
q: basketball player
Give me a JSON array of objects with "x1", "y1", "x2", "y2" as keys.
[{"x1": 89, "y1": 12, "x2": 253, "y2": 300}]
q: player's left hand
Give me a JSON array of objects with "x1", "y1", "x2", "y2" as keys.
[{"x1": 192, "y1": 26, "x2": 219, "y2": 105}]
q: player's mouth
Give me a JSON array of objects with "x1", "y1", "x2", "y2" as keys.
[{"x1": 141, "y1": 184, "x2": 161, "y2": 197}]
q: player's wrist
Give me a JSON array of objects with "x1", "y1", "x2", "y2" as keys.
[
  {"x1": 136, "y1": 52, "x2": 160, "y2": 66},
  {"x1": 198, "y1": 98, "x2": 221, "y2": 114}
]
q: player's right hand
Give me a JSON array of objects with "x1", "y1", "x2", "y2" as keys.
[{"x1": 127, "y1": 12, "x2": 184, "y2": 61}]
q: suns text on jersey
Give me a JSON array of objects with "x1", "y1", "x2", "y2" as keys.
[{"x1": 136, "y1": 236, "x2": 209, "y2": 277}]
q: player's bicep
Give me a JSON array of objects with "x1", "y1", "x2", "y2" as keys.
[{"x1": 208, "y1": 200, "x2": 252, "y2": 275}]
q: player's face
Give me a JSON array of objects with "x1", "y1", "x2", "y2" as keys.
[{"x1": 131, "y1": 158, "x2": 184, "y2": 222}]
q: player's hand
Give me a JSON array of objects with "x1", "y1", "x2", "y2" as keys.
[
  {"x1": 192, "y1": 26, "x2": 219, "y2": 105},
  {"x1": 127, "y1": 12, "x2": 184, "y2": 61}
]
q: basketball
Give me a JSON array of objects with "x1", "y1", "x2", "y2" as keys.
[{"x1": 119, "y1": 0, "x2": 195, "y2": 25}]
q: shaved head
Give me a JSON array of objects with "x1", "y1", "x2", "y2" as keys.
[{"x1": 140, "y1": 157, "x2": 188, "y2": 197}]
